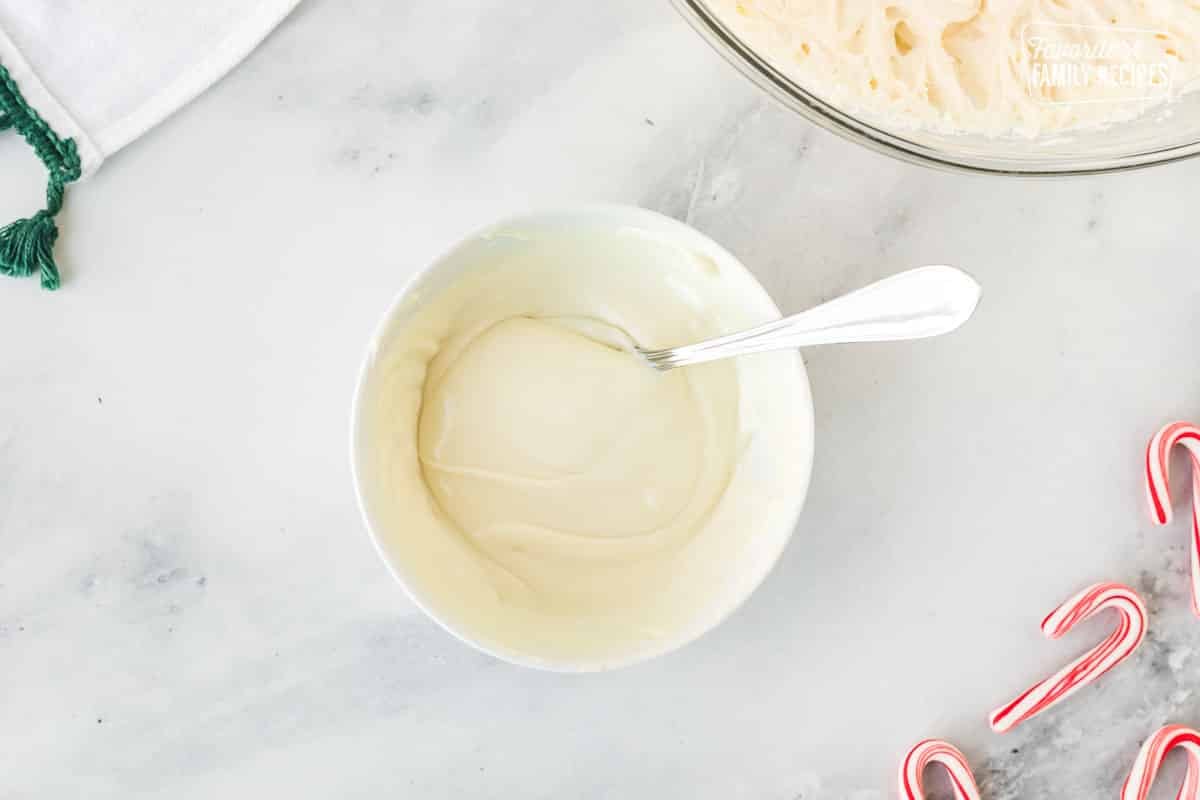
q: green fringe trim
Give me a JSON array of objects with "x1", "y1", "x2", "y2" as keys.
[{"x1": 0, "y1": 63, "x2": 81, "y2": 290}]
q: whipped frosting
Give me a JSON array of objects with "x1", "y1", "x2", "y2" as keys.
[
  {"x1": 355, "y1": 216, "x2": 812, "y2": 667},
  {"x1": 711, "y1": 0, "x2": 1200, "y2": 135}
]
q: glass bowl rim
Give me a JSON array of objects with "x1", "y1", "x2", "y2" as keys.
[{"x1": 670, "y1": 0, "x2": 1200, "y2": 177}]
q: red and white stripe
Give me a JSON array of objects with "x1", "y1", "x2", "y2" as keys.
[
  {"x1": 1145, "y1": 421, "x2": 1200, "y2": 616},
  {"x1": 898, "y1": 739, "x2": 981, "y2": 800},
  {"x1": 1121, "y1": 724, "x2": 1200, "y2": 800},
  {"x1": 988, "y1": 582, "x2": 1147, "y2": 734}
]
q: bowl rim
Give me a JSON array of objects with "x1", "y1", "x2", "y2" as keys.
[
  {"x1": 670, "y1": 0, "x2": 1200, "y2": 177},
  {"x1": 349, "y1": 204, "x2": 815, "y2": 672}
]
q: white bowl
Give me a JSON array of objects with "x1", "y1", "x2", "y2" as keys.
[{"x1": 350, "y1": 205, "x2": 814, "y2": 671}]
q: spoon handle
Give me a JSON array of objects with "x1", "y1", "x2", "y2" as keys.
[{"x1": 639, "y1": 265, "x2": 981, "y2": 370}]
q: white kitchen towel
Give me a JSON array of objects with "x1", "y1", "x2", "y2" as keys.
[{"x1": 0, "y1": 1, "x2": 300, "y2": 289}]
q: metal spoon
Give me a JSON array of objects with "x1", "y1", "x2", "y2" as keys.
[{"x1": 637, "y1": 265, "x2": 981, "y2": 371}]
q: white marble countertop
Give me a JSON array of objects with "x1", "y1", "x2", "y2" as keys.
[{"x1": 4, "y1": 1, "x2": 1200, "y2": 797}]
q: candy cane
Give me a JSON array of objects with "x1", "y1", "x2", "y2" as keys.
[
  {"x1": 898, "y1": 739, "x2": 982, "y2": 800},
  {"x1": 988, "y1": 582, "x2": 1146, "y2": 733},
  {"x1": 1122, "y1": 725, "x2": 1200, "y2": 800},
  {"x1": 1146, "y1": 421, "x2": 1200, "y2": 615}
]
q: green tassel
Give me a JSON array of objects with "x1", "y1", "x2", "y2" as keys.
[
  {"x1": 0, "y1": 210, "x2": 61, "y2": 290},
  {"x1": 0, "y1": 63, "x2": 81, "y2": 290}
]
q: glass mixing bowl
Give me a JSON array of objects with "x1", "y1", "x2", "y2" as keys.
[{"x1": 672, "y1": 0, "x2": 1200, "y2": 176}]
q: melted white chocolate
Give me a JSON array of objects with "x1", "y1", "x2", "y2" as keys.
[{"x1": 355, "y1": 221, "x2": 812, "y2": 667}]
